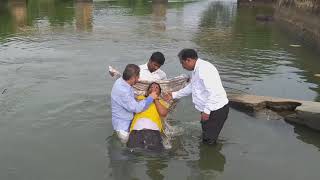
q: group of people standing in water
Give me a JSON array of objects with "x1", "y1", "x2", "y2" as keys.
[{"x1": 110, "y1": 49, "x2": 229, "y2": 150}]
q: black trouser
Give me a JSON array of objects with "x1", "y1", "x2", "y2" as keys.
[
  {"x1": 127, "y1": 129, "x2": 164, "y2": 151},
  {"x1": 201, "y1": 104, "x2": 229, "y2": 144}
]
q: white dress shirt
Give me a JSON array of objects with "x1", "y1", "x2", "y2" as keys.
[
  {"x1": 172, "y1": 59, "x2": 228, "y2": 114},
  {"x1": 139, "y1": 63, "x2": 167, "y2": 81}
]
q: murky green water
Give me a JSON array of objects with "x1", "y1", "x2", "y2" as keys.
[{"x1": 1, "y1": 0, "x2": 320, "y2": 179}]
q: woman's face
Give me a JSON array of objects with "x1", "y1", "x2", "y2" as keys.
[{"x1": 148, "y1": 83, "x2": 161, "y2": 96}]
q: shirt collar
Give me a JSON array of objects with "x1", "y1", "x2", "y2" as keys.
[
  {"x1": 142, "y1": 63, "x2": 160, "y2": 74},
  {"x1": 120, "y1": 78, "x2": 131, "y2": 88},
  {"x1": 141, "y1": 63, "x2": 148, "y2": 70},
  {"x1": 193, "y1": 58, "x2": 201, "y2": 72}
]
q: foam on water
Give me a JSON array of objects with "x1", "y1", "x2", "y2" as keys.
[{"x1": 162, "y1": 120, "x2": 184, "y2": 149}]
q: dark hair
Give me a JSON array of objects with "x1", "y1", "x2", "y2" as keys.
[
  {"x1": 150, "y1": 52, "x2": 165, "y2": 65},
  {"x1": 178, "y1": 49, "x2": 198, "y2": 61},
  {"x1": 146, "y1": 82, "x2": 162, "y2": 95},
  {"x1": 122, "y1": 64, "x2": 140, "y2": 81}
]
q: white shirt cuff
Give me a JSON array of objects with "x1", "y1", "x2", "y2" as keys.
[
  {"x1": 172, "y1": 92, "x2": 178, "y2": 99},
  {"x1": 203, "y1": 108, "x2": 211, "y2": 115}
]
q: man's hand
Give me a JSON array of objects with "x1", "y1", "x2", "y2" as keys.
[
  {"x1": 163, "y1": 92, "x2": 173, "y2": 101},
  {"x1": 108, "y1": 66, "x2": 120, "y2": 78},
  {"x1": 149, "y1": 91, "x2": 159, "y2": 100},
  {"x1": 201, "y1": 112, "x2": 210, "y2": 121},
  {"x1": 109, "y1": 71, "x2": 115, "y2": 77}
]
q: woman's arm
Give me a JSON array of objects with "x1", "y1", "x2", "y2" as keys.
[{"x1": 154, "y1": 99, "x2": 168, "y2": 117}]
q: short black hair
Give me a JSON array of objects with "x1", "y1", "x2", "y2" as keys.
[
  {"x1": 178, "y1": 49, "x2": 198, "y2": 61},
  {"x1": 122, "y1": 64, "x2": 140, "y2": 81},
  {"x1": 149, "y1": 52, "x2": 165, "y2": 65}
]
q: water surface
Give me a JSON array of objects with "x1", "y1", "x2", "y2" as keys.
[{"x1": 1, "y1": 0, "x2": 320, "y2": 179}]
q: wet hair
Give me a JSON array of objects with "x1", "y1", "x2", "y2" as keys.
[
  {"x1": 149, "y1": 52, "x2": 165, "y2": 65},
  {"x1": 122, "y1": 64, "x2": 140, "y2": 81},
  {"x1": 178, "y1": 49, "x2": 198, "y2": 61},
  {"x1": 146, "y1": 82, "x2": 162, "y2": 95}
]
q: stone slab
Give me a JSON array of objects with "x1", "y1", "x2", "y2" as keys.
[{"x1": 228, "y1": 93, "x2": 320, "y2": 131}]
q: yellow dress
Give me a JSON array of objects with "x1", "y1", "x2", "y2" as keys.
[{"x1": 130, "y1": 95, "x2": 169, "y2": 132}]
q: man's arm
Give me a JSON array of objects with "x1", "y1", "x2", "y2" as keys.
[
  {"x1": 108, "y1": 66, "x2": 121, "y2": 79},
  {"x1": 163, "y1": 83, "x2": 192, "y2": 101},
  {"x1": 172, "y1": 83, "x2": 192, "y2": 99},
  {"x1": 160, "y1": 71, "x2": 167, "y2": 80},
  {"x1": 118, "y1": 92, "x2": 155, "y2": 113}
]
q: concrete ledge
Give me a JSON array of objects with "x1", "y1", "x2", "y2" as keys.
[{"x1": 228, "y1": 93, "x2": 320, "y2": 131}]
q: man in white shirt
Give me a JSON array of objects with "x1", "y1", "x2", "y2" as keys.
[
  {"x1": 139, "y1": 52, "x2": 167, "y2": 81},
  {"x1": 165, "y1": 49, "x2": 229, "y2": 144}
]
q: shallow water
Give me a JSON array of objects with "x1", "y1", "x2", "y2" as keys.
[{"x1": 1, "y1": 0, "x2": 320, "y2": 179}]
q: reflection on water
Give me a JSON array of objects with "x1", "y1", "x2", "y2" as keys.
[
  {"x1": 107, "y1": 135, "x2": 135, "y2": 179},
  {"x1": 106, "y1": 135, "x2": 169, "y2": 180},
  {"x1": 194, "y1": 1, "x2": 320, "y2": 101},
  {"x1": 0, "y1": 0, "x2": 75, "y2": 39},
  {"x1": 8, "y1": 0, "x2": 27, "y2": 32},
  {"x1": 195, "y1": 2, "x2": 278, "y2": 87},
  {"x1": 293, "y1": 125, "x2": 320, "y2": 151},
  {"x1": 145, "y1": 158, "x2": 168, "y2": 180},
  {"x1": 106, "y1": 133, "x2": 225, "y2": 179},
  {"x1": 75, "y1": 0, "x2": 93, "y2": 32},
  {"x1": 151, "y1": 2, "x2": 167, "y2": 32},
  {"x1": 187, "y1": 143, "x2": 225, "y2": 179},
  {"x1": 35, "y1": 0, "x2": 74, "y2": 26},
  {"x1": 1, "y1": 0, "x2": 320, "y2": 180}
]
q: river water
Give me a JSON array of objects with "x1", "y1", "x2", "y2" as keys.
[{"x1": 0, "y1": 0, "x2": 320, "y2": 179}]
